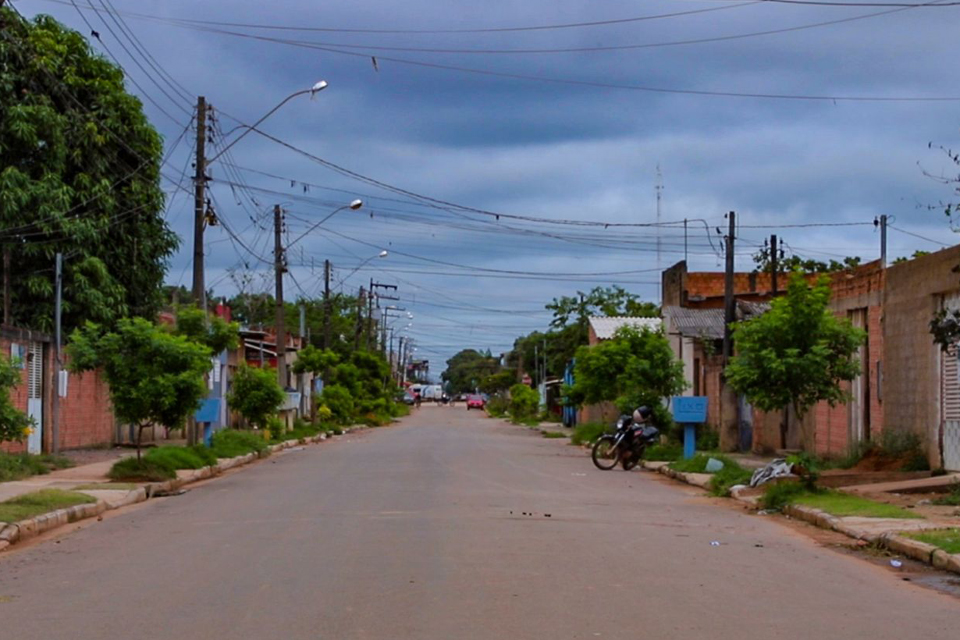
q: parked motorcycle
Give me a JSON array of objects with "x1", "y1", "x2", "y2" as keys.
[{"x1": 591, "y1": 406, "x2": 659, "y2": 471}]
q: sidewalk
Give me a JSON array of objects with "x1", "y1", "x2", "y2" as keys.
[
  {"x1": 637, "y1": 458, "x2": 960, "y2": 575},
  {"x1": 0, "y1": 455, "x2": 133, "y2": 503}
]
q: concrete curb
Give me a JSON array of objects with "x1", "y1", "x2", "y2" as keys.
[
  {"x1": 636, "y1": 457, "x2": 960, "y2": 576},
  {"x1": 0, "y1": 429, "x2": 345, "y2": 554}
]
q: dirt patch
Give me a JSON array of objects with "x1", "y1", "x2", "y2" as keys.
[{"x1": 850, "y1": 448, "x2": 911, "y2": 472}]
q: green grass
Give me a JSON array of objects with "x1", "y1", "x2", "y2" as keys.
[
  {"x1": 794, "y1": 490, "x2": 923, "y2": 519},
  {"x1": 0, "y1": 489, "x2": 96, "y2": 523},
  {"x1": 571, "y1": 422, "x2": 608, "y2": 446},
  {"x1": 669, "y1": 453, "x2": 739, "y2": 474},
  {"x1": 0, "y1": 452, "x2": 74, "y2": 482},
  {"x1": 210, "y1": 429, "x2": 269, "y2": 458},
  {"x1": 643, "y1": 443, "x2": 683, "y2": 462},
  {"x1": 108, "y1": 457, "x2": 177, "y2": 482},
  {"x1": 904, "y1": 529, "x2": 960, "y2": 554},
  {"x1": 542, "y1": 431, "x2": 567, "y2": 439},
  {"x1": 144, "y1": 445, "x2": 218, "y2": 470},
  {"x1": 709, "y1": 465, "x2": 754, "y2": 497},
  {"x1": 932, "y1": 481, "x2": 960, "y2": 506},
  {"x1": 72, "y1": 482, "x2": 138, "y2": 491}
]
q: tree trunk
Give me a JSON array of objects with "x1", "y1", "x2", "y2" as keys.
[{"x1": 136, "y1": 423, "x2": 148, "y2": 461}]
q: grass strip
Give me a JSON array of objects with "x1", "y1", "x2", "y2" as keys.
[
  {"x1": 794, "y1": 490, "x2": 923, "y2": 519},
  {"x1": 0, "y1": 489, "x2": 96, "y2": 523},
  {"x1": 904, "y1": 529, "x2": 960, "y2": 554}
]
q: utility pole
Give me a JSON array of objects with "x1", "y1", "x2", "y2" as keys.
[
  {"x1": 683, "y1": 218, "x2": 688, "y2": 264},
  {"x1": 2, "y1": 248, "x2": 9, "y2": 326},
  {"x1": 369, "y1": 280, "x2": 399, "y2": 351},
  {"x1": 323, "y1": 259, "x2": 331, "y2": 350},
  {"x1": 52, "y1": 253, "x2": 62, "y2": 454},
  {"x1": 879, "y1": 214, "x2": 888, "y2": 268},
  {"x1": 770, "y1": 234, "x2": 778, "y2": 295},
  {"x1": 367, "y1": 279, "x2": 375, "y2": 350},
  {"x1": 354, "y1": 286, "x2": 366, "y2": 350},
  {"x1": 274, "y1": 205, "x2": 286, "y2": 389},
  {"x1": 299, "y1": 302, "x2": 306, "y2": 342},
  {"x1": 656, "y1": 164, "x2": 663, "y2": 292},
  {"x1": 192, "y1": 96, "x2": 208, "y2": 308},
  {"x1": 722, "y1": 211, "x2": 736, "y2": 365}
]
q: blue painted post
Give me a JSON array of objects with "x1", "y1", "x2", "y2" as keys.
[{"x1": 683, "y1": 423, "x2": 696, "y2": 459}]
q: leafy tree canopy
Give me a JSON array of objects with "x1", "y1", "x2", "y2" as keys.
[
  {"x1": 726, "y1": 273, "x2": 865, "y2": 419},
  {"x1": 173, "y1": 306, "x2": 239, "y2": 354},
  {"x1": 0, "y1": 9, "x2": 178, "y2": 332},
  {"x1": 66, "y1": 318, "x2": 211, "y2": 457},
  {"x1": 442, "y1": 349, "x2": 502, "y2": 395},
  {"x1": 566, "y1": 326, "x2": 685, "y2": 426},
  {"x1": 546, "y1": 285, "x2": 659, "y2": 330},
  {"x1": 753, "y1": 245, "x2": 862, "y2": 275},
  {"x1": 227, "y1": 364, "x2": 285, "y2": 430}
]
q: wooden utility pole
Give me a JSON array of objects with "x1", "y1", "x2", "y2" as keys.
[
  {"x1": 770, "y1": 234, "x2": 778, "y2": 295},
  {"x1": 722, "y1": 211, "x2": 736, "y2": 364},
  {"x1": 323, "y1": 259, "x2": 331, "y2": 350},
  {"x1": 2, "y1": 249, "x2": 9, "y2": 326},
  {"x1": 354, "y1": 286, "x2": 365, "y2": 350},
  {"x1": 192, "y1": 96, "x2": 207, "y2": 308},
  {"x1": 367, "y1": 279, "x2": 375, "y2": 350},
  {"x1": 52, "y1": 253, "x2": 62, "y2": 454},
  {"x1": 879, "y1": 214, "x2": 888, "y2": 267},
  {"x1": 274, "y1": 205, "x2": 286, "y2": 389}
]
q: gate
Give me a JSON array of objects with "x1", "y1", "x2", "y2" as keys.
[
  {"x1": 941, "y1": 293, "x2": 960, "y2": 471},
  {"x1": 26, "y1": 341, "x2": 44, "y2": 454}
]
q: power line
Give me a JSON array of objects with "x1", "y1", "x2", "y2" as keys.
[{"x1": 888, "y1": 224, "x2": 952, "y2": 246}]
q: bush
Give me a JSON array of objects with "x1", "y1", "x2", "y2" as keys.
[
  {"x1": 108, "y1": 457, "x2": 177, "y2": 482},
  {"x1": 228, "y1": 365, "x2": 285, "y2": 429},
  {"x1": 695, "y1": 426, "x2": 720, "y2": 451},
  {"x1": 320, "y1": 385, "x2": 355, "y2": 424},
  {"x1": 709, "y1": 465, "x2": 753, "y2": 497},
  {"x1": 509, "y1": 384, "x2": 539, "y2": 423},
  {"x1": 266, "y1": 415, "x2": 286, "y2": 442},
  {"x1": 485, "y1": 395, "x2": 509, "y2": 418},
  {"x1": 759, "y1": 481, "x2": 808, "y2": 511},
  {"x1": 317, "y1": 404, "x2": 334, "y2": 423},
  {"x1": 571, "y1": 422, "x2": 608, "y2": 446},
  {"x1": 0, "y1": 452, "x2": 74, "y2": 482},
  {"x1": 144, "y1": 445, "x2": 217, "y2": 470},
  {"x1": 210, "y1": 429, "x2": 269, "y2": 458}
]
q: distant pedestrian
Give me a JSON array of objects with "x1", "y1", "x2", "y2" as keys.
[{"x1": 414, "y1": 391, "x2": 421, "y2": 408}]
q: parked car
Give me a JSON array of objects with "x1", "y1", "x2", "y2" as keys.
[{"x1": 466, "y1": 394, "x2": 485, "y2": 410}]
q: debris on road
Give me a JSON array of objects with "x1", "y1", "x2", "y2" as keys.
[
  {"x1": 890, "y1": 560, "x2": 903, "y2": 568},
  {"x1": 749, "y1": 458, "x2": 794, "y2": 488}
]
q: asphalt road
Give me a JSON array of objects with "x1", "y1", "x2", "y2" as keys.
[{"x1": 1, "y1": 407, "x2": 958, "y2": 639}]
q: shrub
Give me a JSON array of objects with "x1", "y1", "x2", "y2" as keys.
[
  {"x1": 509, "y1": 384, "x2": 539, "y2": 423},
  {"x1": 266, "y1": 415, "x2": 286, "y2": 442},
  {"x1": 571, "y1": 422, "x2": 608, "y2": 446},
  {"x1": 145, "y1": 445, "x2": 217, "y2": 470},
  {"x1": 320, "y1": 385, "x2": 355, "y2": 424},
  {"x1": 108, "y1": 457, "x2": 177, "y2": 482},
  {"x1": 486, "y1": 395, "x2": 509, "y2": 418},
  {"x1": 0, "y1": 452, "x2": 74, "y2": 482},
  {"x1": 317, "y1": 404, "x2": 334, "y2": 423},
  {"x1": 210, "y1": 429, "x2": 269, "y2": 458},
  {"x1": 759, "y1": 481, "x2": 807, "y2": 511},
  {"x1": 228, "y1": 365, "x2": 285, "y2": 429},
  {"x1": 695, "y1": 426, "x2": 720, "y2": 451}
]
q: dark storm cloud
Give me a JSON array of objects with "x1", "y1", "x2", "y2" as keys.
[{"x1": 20, "y1": 0, "x2": 960, "y2": 370}]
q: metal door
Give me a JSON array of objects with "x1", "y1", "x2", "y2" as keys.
[
  {"x1": 941, "y1": 294, "x2": 960, "y2": 470},
  {"x1": 26, "y1": 341, "x2": 43, "y2": 454},
  {"x1": 738, "y1": 394, "x2": 753, "y2": 452},
  {"x1": 848, "y1": 309, "x2": 868, "y2": 446}
]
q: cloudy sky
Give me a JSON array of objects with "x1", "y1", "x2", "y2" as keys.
[{"x1": 17, "y1": 0, "x2": 960, "y2": 376}]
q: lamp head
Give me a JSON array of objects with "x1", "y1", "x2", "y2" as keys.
[
  {"x1": 310, "y1": 80, "x2": 329, "y2": 95},
  {"x1": 349, "y1": 198, "x2": 363, "y2": 210},
  {"x1": 378, "y1": 250, "x2": 388, "y2": 258}
]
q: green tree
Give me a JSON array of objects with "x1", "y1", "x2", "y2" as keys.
[
  {"x1": 173, "y1": 306, "x2": 239, "y2": 354},
  {"x1": 567, "y1": 326, "x2": 685, "y2": 427},
  {"x1": 292, "y1": 345, "x2": 340, "y2": 422},
  {"x1": 726, "y1": 273, "x2": 865, "y2": 448},
  {"x1": 546, "y1": 285, "x2": 659, "y2": 330},
  {"x1": 479, "y1": 370, "x2": 516, "y2": 394},
  {"x1": 0, "y1": 10, "x2": 178, "y2": 332},
  {"x1": 0, "y1": 356, "x2": 34, "y2": 443},
  {"x1": 66, "y1": 318, "x2": 211, "y2": 459},
  {"x1": 442, "y1": 349, "x2": 501, "y2": 395},
  {"x1": 228, "y1": 365, "x2": 285, "y2": 430},
  {"x1": 508, "y1": 383, "x2": 540, "y2": 423}
]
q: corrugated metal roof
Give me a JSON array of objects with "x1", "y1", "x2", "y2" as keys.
[
  {"x1": 588, "y1": 316, "x2": 663, "y2": 340},
  {"x1": 663, "y1": 307, "x2": 726, "y2": 339},
  {"x1": 663, "y1": 302, "x2": 770, "y2": 339}
]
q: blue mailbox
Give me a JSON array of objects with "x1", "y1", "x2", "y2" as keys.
[{"x1": 671, "y1": 396, "x2": 708, "y2": 460}]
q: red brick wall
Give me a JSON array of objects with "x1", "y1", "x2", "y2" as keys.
[
  {"x1": 0, "y1": 335, "x2": 115, "y2": 454},
  {"x1": 56, "y1": 365, "x2": 115, "y2": 450}
]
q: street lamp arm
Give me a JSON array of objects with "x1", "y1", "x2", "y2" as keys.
[
  {"x1": 208, "y1": 84, "x2": 324, "y2": 165},
  {"x1": 287, "y1": 201, "x2": 358, "y2": 248}
]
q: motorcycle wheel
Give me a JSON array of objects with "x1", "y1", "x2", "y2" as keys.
[
  {"x1": 621, "y1": 445, "x2": 644, "y2": 471},
  {"x1": 591, "y1": 436, "x2": 620, "y2": 470}
]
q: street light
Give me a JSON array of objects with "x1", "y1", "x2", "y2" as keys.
[
  {"x1": 287, "y1": 198, "x2": 363, "y2": 249},
  {"x1": 339, "y1": 250, "x2": 388, "y2": 283},
  {"x1": 208, "y1": 81, "x2": 330, "y2": 165}
]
